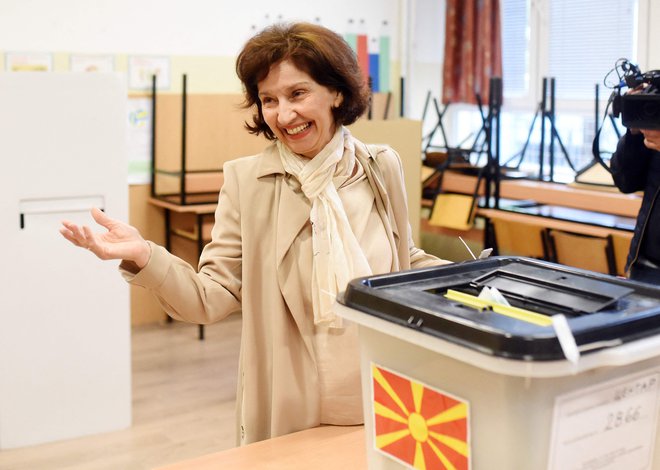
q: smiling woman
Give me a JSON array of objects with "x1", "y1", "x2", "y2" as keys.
[
  {"x1": 59, "y1": 21, "x2": 452, "y2": 447},
  {"x1": 235, "y1": 22, "x2": 368, "y2": 143},
  {"x1": 257, "y1": 61, "x2": 343, "y2": 158}
]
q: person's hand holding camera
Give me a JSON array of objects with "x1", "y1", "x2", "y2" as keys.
[{"x1": 640, "y1": 129, "x2": 660, "y2": 151}]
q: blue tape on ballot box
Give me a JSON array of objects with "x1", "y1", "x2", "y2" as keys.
[{"x1": 339, "y1": 256, "x2": 660, "y2": 361}]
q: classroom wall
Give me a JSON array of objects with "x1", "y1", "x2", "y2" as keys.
[
  {"x1": 0, "y1": 0, "x2": 401, "y2": 57},
  {"x1": 0, "y1": 0, "x2": 407, "y2": 189},
  {"x1": 3, "y1": 0, "x2": 658, "y2": 120},
  {"x1": 405, "y1": 0, "x2": 445, "y2": 123},
  {"x1": 0, "y1": 0, "x2": 403, "y2": 95},
  {"x1": 647, "y1": 0, "x2": 660, "y2": 66}
]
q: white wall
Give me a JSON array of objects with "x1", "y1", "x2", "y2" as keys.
[
  {"x1": 1, "y1": 0, "x2": 657, "y2": 107},
  {"x1": 0, "y1": 0, "x2": 401, "y2": 57},
  {"x1": 406, "y1": 0, "x2": 445, "y2": 128},
  {"x1": 646, "y1": 0, "x2": 660, "y2": 67}
]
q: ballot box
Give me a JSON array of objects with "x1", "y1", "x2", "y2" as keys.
[{"x1": 335, "y1": 256, "x2": 660, "y2": 470}]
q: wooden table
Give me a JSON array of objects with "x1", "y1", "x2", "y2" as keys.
[
  {"x1": 148, "y1": 197, "x2": 218, "y2": 340},
  {"x1": 155, "y1": 425, "x2": 367, "y2": 470},
  {"x1": 478, "y1": 203, "x2": 635, "y2": 275},
  {"x1": 477, "y1": 206, "x2": 635, "y2": 239}
]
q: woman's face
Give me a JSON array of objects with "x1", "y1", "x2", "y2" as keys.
[{"x1": 258, "y1": 60, "x2": 343, "y2": 158}]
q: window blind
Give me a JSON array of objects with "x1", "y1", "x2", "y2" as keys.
[
  {"x1": 548, "y1": 0, "x2": 637, "y2": 100},
  {"x1": 501, "y1": 0, "x2": 530, "y2": 98}
]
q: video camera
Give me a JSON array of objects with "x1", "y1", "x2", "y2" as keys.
[{"x1": 611, "y1": 59, "x2": 660, "y2": 129}]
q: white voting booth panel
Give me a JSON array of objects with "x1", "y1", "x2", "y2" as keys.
[{"x1": 0, "y1": 73, "x2": 131, "y2": 449}]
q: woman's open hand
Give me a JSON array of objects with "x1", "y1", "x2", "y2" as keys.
[{"x1": 60, "y1": 207, "x2": 151, "y2": 268}]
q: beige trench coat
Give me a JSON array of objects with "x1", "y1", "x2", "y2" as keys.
[{"x1": 126, "y1": 139, "x2": 447, "y2": 445}]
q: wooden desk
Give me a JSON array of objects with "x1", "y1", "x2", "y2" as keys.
[
  {"x1": 478, "y1": 204, "x2": 634, "y2": 275},
  {"x1": 148, "y1": 197, "x2": 217, "y2": 212},
  {"x1": 512, "y1": 204, "x2": 635, "y2": 232},
  {"x1": 440, "y1": 170, "x2": 642, "y2": 218},
  {"x1": 478, "y1": 206, "x2": 634, "y2": 239},
  {"x1": 148, "y1": 197, "x2": 217, "y2": 340},
  {"x1": 155, "y1": 425, "x2": 366, "y2": 470}
]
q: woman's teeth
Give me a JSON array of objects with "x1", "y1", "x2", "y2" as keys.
[{"x1": 286, "y1": 123, "x2": 311, "y2": 135}]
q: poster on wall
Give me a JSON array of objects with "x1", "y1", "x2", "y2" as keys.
[
  {"x1": 70, "y1": 55, "x2": 114, "y2": 72},
  {"x1": 244, "y1": 10, "x2": 396, "y2": 94},
  {"x1": 127, "y1": 56, "x2": 170, "y2": 91},
  {"x1": 343, "y1": 19, "x2": 391, "y2": 93},
  {"x1": 5, "y1": 52, "x2": 52, "y2": 72},
  {"x1": 126, "y1": 97, "x2": 152, "y2": 185}
]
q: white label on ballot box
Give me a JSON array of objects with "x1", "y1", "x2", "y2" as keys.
[{"x1": 548, "y1": 368, "x2": 660, "y2": 470}]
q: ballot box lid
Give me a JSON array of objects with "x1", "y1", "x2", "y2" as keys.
[{"x1": 339, "y1": 256, "x2": 660, "y2": 361}]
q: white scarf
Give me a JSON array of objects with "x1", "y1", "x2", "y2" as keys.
[{"x1": 278, "y1": 127, "x2": 372, "y2": 327}]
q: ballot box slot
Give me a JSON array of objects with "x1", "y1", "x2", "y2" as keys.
[
  {"x1": 470, "y1": 265, "x2": 633, "y2": 314},
  {"x1": 426, "y1": 283, "x2": 581, "y2": 319}
]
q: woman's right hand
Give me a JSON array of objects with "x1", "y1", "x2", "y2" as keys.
[{"x1": 60, "y1": 207, "x2": 151, "y2": 269}]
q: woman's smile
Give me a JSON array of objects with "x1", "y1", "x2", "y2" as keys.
[
  {"x1": 284, "y1": 122, "x2": 312, "y2": 136},
  {"x1": 258, "y1": 60, "x2": 342, "y2": 158}
]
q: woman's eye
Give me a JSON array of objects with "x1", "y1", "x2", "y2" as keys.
[{"x1": 261, "y1": 97, "x2": 274, "y2": 106}]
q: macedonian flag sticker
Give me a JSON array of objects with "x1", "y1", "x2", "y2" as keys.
[{"x1": 371, "y1": 363, "x2": 470, "y2": 470}]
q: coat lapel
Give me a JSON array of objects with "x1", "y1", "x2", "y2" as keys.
[
  {"x1": 275, "y1": 178, "x2": 311, "y2": 267},
  {"x1": 357, "y1": 143, "x2": 401, "y2": 248},
  {"x1": 275, "y1": 178, "x2": 317, "y2": 368},
  {"x1": 256, "y1": 144, "x2": 312, "y2": 267},
  {"x1": 258, "y1": 144, "x2": 316, "y2": 360}
]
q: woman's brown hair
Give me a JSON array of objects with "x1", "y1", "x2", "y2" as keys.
[{"x1": 236, "y1": 22, "x2": 370, "y2": 140}]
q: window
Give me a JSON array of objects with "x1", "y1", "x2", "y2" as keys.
[
  {"x1": 548, "y1": 0, "x2": 637, "y2": 101},
  {"x1": 501, "y1": 0, "x2": 529, "y2": 99},
  {"x1": 446, "y1": 0, "x2": 644, "y2": 182}
]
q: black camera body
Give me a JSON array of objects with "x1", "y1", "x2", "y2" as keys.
[
  {"x1": 612, "y1": 61, "x2": 660, "y2": 129},
  {"x1": 619, "y1": 93, "x2": 660, "y2": 129}
]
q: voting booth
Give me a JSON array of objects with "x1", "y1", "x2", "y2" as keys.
[
  {"x1": 0, "y1": 73, "x2": 131, "y2": 449},
  {"x1": 336, "y1": 257, "x2": 660, "y2": 470}
]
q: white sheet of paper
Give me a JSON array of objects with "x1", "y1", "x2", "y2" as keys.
[{"x1": 548, "y1": 368, "x2": 660, "y2": 470}]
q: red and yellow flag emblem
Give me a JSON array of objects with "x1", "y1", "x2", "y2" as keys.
[{"x1": 371, "y1": 363, "x2": 470, "y2": 470}]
